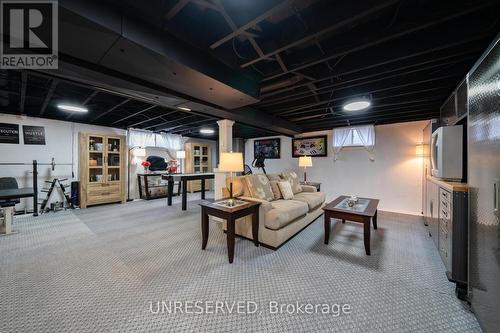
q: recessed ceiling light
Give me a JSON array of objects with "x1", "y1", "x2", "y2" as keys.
[
  {"x1": 343, "y1": 97, "x2": 371, "y2": 112},
  {"x1": 57, "y1": 104, "x2": 88, "y2": 113},
  {"x1": 200, "y1": 128, "x2": 214, "y2": 134},
  {"x1": 177, "y1": 106, "x2": 191, "y2": 111}
]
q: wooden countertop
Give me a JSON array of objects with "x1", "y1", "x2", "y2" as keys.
[{"x1": 427, "y1": 176, "x2": 469, "y2": 192}]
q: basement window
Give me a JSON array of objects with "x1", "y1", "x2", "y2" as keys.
[{"x1": 333, "y1": 125, "x2": 375, "y2": 148}]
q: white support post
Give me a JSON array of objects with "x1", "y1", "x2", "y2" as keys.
[{"x1": 214, "y1": 119, "x2": 234, "y2": 200}]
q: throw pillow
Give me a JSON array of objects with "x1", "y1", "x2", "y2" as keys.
[
  {"x1": 244, "y1": 174, "x2": 274, "y2": 201},
  {"x1": 281, "y1": 170, "x2": 302, "y2": 194},
  {"x1": 269, "y1": 180, "x2": 282, "y2": 200},
  {"x1": 278, "y1": 181, "x2": 294, "y2": 200}
]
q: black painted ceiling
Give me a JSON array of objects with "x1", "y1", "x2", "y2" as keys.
[
  {"x1": 154, "y1": 0, "x2": 500, "y2": 130},
  {"x1": 1, "y1": 0, "x2": 499, "y2": 137}
]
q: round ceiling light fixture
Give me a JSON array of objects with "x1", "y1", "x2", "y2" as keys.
[
  {"x1": 57, "y1": 104, "x2": 88, "y2": 113},
  {"x1": 200, "y1": 128, "x2": 215, "y2": 134},
  {"x1": 343, "y1": 96, "x2": 371, "y2": 112}
]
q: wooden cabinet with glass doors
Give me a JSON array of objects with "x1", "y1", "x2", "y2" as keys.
[
  {"x1": 79, "y1": 133, "x2": 126, "y2": 208},
  {"x1": 185, "y1": 142, "x2": 211, "y2": 193}
]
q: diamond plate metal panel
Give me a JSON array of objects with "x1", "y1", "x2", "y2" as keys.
[{"x1": 468, "y1": 34, "x2": 500, "y2": 332}]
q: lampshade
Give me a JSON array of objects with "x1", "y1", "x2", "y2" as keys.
[
  {"x1": 133, "y1": 147, "x2": 146, "y2": 157},
  {"x1": 219, "y1": 152, "x2": 244, "y2": 172},
  {"x1": 298, "y1": 156, "x2": 312, "y2": 167},
  {"x1": 176, "y1": 150, "x2": 186, "y2": 159},
  {"x1": 415, "y1": 144, "x2": 425, "y2": 157}
]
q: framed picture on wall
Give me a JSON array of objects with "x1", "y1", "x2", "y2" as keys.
[
  {"x1": 254, "y1": 138, "x2": 281, "y2": 159},
  {"x1": 292, "y1": 135, "x2": 328, "y2": 157}
]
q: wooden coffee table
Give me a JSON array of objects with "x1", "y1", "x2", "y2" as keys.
[
  {"x1": 323, "y1": 196, "x2": 379, "y2": 255},
  {"x1": 199, "y1": 199, "x2": 260, "y2": 263}
]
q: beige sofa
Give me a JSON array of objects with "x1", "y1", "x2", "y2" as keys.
[{"x1": 222, "y1": 171, "x2": 325, "y2": 249}]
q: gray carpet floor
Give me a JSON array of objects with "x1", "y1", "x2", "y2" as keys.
[{"x1": 0, "y1": 193, "x2": 480, "y2": 332}]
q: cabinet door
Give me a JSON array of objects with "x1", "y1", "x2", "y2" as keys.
[
  {"x1": 88, "y1": 135, "x2": 105, "y2": 184},
  {"x1": 105, "y1": 136, "x2": 121, "y2": 182}
]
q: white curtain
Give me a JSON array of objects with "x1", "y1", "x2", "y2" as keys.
[
  {"x1": 355, "y1": 125, "x2": 375, "y2": 161},
  {"x1": 128, "y1": 129, "x2": 155, "y2": 148},
  {"x1": 155, "y1": 133, "x2": 186, "y2": 160},
  {"x1": 333, "y1": 127, "x2": 351, "y2": 161}
]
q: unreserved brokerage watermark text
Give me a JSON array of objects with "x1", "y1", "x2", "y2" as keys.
[{"x1": 150, "y1": 300, "x2": 352, "y2": 316}]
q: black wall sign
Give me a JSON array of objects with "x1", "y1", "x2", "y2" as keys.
[
  {"x1": 23, "y1": 125, "x2": 46, "y2": 145},
  {"x1": 0, "y1": 123, "x2": 20, "y2": 144}
]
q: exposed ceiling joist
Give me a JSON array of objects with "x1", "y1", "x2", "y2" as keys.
[
  {"x1": 165, "y1": 0, "x2": 190, "y2": 20},
  {"x1": 210, "y1": 0, "x2": 293, "y2": 49},
  {"x1": 91, "y1": 98, "x2": 131, "y2": 122},
  {"x1": 39, "y1": 79, "x2": 58, "y2": 116},
  {"x1": 260, "y1": 36, "x2": 487, "y2": 98},
  {"x1": 262, "y1": 57, "x2": 471, "y2": 108},
  {"x1": 260, "y1": 2, "x2": 495, "y2": 81},
  {"x1": 66, "y1": 90, "x2": 99, "y2": 120},
  {"x1": 111, "y1": 105, "x2": 159, "y2": 125},
  {"x1": 240, "y1": 0, "x2": 401, "y2": 68}
]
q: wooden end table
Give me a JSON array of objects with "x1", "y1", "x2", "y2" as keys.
[
  {"x1": 323, "y1": 196, "x2": 379, "y2": 255},
  {"x1": 199, "y1": 199, "x2": 260, "y2": 263}
]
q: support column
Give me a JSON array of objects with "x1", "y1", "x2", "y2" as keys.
[{"x1": 214, "y1": 119, "x2": 234, "y2": 200}]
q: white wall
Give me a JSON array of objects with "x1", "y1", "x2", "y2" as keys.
[
  {"x1": 245, "y1": 121, "x2": 427, "y2": 215},
  {"x1": 0, "y1": 113, "x2": 126, "y2": 211}
]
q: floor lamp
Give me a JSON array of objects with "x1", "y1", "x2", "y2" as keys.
[{"x1": 298, "y1": 156, "x2": 312, "y2": 183}]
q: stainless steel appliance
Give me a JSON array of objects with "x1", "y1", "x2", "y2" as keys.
[
  {"x1": 431, "y1": 125, "x2": 463, "y2": 181},
  {"x1": 468, "y1": 34, "x2": 500, "y2": 332}
]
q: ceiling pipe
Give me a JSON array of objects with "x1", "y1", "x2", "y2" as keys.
[{"x1": 260, "y1": 75, "x2": 304, "y2": 94}]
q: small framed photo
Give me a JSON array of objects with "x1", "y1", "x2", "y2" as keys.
[
  {"x1": 292, "y1": 135, "x2": 328, "y2": 157},
  {"x1": 254, "y1": 138, "x2": 281, "y2": 159}
]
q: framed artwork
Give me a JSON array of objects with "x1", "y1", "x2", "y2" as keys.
[
  {"x1": 254, "y1": 138, "x2": 281, "y2": 159},
  {"x1": 292, "y1": 135, "x2": 328, "y2": 157}
]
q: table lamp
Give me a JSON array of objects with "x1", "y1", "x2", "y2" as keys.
[
  {"x1": 176, "y1": 150, "x2": 186, "y2": 173},
  {"x1": 298, "y1": 155, "x2": 312, "y2": 183},
  {"x1": 219, "y1": 152, "x2": 244, "y2": 204}
]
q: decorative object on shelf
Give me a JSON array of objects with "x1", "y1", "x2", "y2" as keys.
[
  {"x1": 298, "y1": 155, "x2": 312, "y2": 182},
  {"x1": 141, "y1": 160, "x2": 151, "y2": 173},
  {"x1": 254, "y1": 138, "x2": 280, "y2": 159},
  {"x1": 218, "y1": 151, "x2": 244, "y2": 204},
  {"x1": 292, "y1": 135, "x2": 327, "y2": 157},
  {"x1": 79, "y1": 133, "x2": 125, "y2": 208},
  {"x1": 167, "y1": 160, "x2": 178, "y2": 174}
]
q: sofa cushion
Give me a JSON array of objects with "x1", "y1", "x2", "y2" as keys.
[
  {"x1": 266, "y1": 173, "x2": 282, "y2": 181},
  {"x1": 281, "y1": 171, "x2": 302, "y2": 194},
  {"x1": 278, "y1": 181, "x2": 294, "y2": 200},
  {"x1": 265, "y1": 200, "x2": 308, "y2": 230},
  {"x1": 292, "y1": 192, "x2": 326, "y2": 211},
  {"x1": 269, "y1": 180, "x2": 282, "y2": 200},
  {"x1": 244, "y1": 174, "x2": 274, "y2": 201}
]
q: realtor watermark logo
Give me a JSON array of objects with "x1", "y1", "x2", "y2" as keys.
[{"x1": 0, "y1": 0, "x2": 58, "y2": 69}]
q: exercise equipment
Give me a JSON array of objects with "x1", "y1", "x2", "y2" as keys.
[
  {"x1": 0, "y1": 159, "x2": 73, "y2": 216},
  {"x1": 40, "y1": 178, "x2": 74, "y2": 212}
]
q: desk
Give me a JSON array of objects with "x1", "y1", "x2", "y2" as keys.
[
  {"x1": 162, "y1": 173, "x2": 215, "y2": 210},
  {"x1": 0, "y1": 188, "x2": 34, "y2": 235}
]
